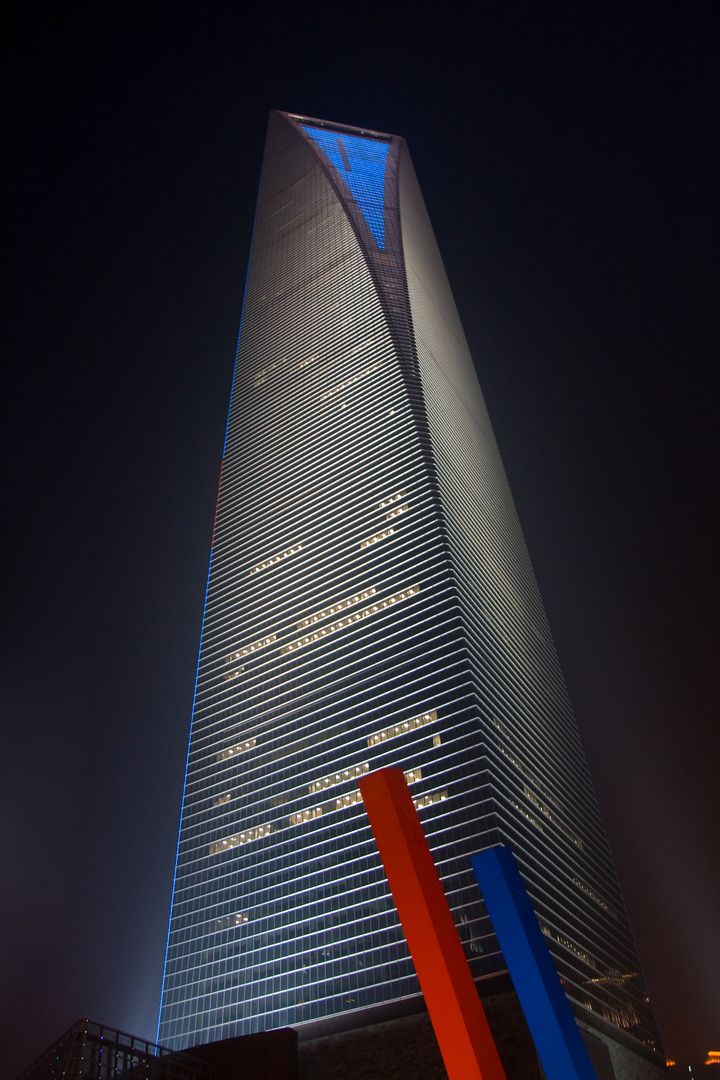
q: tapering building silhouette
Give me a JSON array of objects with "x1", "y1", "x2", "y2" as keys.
[{"x1": 158, "y1": 112, "x2": 661, "y2": 1062}]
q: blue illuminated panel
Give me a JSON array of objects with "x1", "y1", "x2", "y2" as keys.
[{"x1": 302, "y1": 125, "x2": 390, "y2": 249}]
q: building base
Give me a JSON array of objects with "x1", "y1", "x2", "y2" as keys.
[
  {"x1": 294, "y1": 986, "x2": 667, "y2": 1080},
  {"x1": 19, "y1": 998, "x2": 666, "y2": 1080}
]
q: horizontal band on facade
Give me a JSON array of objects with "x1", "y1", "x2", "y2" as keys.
[{"x1": 281, "y1": 585, "x2": 421, "y2": 653}]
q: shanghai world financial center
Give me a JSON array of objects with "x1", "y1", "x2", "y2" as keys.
[{"x1": 158, "y1": 111, "x2": 661, "y2": 1059}]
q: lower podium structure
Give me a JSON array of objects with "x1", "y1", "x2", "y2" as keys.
[{"x1": 18, "y1": 1005, "x2": 663, "y2": 1080}]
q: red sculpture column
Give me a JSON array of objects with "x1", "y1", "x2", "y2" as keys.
[{"x1": 359, "y1": 767, "x2": 506, "y2": 1080}]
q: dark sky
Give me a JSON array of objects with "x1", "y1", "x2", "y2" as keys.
[{"x1": 2, "y1": 2, "x2": 718, "y2": 1075}]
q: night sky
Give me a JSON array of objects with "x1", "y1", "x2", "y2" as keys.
[{"x1": 2, "y1": 3, "x2": 718, "y2": 1076}]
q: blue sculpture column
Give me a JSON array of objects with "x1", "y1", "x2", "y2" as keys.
[{"x1": 471, "y1": 845, "x2": 598, "y2": 1080}]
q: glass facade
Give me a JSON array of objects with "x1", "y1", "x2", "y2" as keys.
[{"x1": 158, "y1": 112, "x2": 661, "y2": 1057}]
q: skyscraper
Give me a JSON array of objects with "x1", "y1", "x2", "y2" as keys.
[{"x1": 158, "y1": 112, "x2": 661, "y2": 1064}]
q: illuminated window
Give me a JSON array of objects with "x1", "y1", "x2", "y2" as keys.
[
  {"x1": 600, "y1": 1004, "x2": 639, "y2": 1030},
  {"x1": 491, "y1": 716, "x2": 511, "y2": 738},
  {"x1": 499, "y1": 744, "x2": 562, "y2": 811},
  {"x1": 538, "y1": 921, "x2": 596, "y2": 969},
  {"x1": 432, "y1": 734, "x2": 442, "y2": 748},
  {"x1": 223, "y1": 667, "x2": 244, "y2": 681},
  {"x1": 319, "y1": 361, "x2": 382, "y2": 401},
  {"x1": 253, "y1": 357, "x2": 285, "y2": 387},
  {"x1": 298, "y1": 587, "x2": 377, "y2": 630},
  {"x1": 360, "y1": 526, "x2": 395, "y2": 549},
  {"x1": 414, "y1": 789, "x2": 448, "y2": 809},
  {"x1": 572, "y1": 877, "x2": 618, "y2": 919},
  {"x1": 250, "y1": 545, "x2": 302, "y2": 575},
  {"x1": 216, "y1": 912, "x2": 248, "y2": 929},
  {"x1": 216, "y1": 738, "x2": 256, "y2": 762},
  {"x1": 385, "y1": 503, "x2": 409, "y2": 521},
  {"x1": 377, "y1": 490, "x2": 406, "y2": 509},
  {"x1": 213, "y1": 793, "x2": 233, "y2": 806},
  {"x1": 226, "y1": 634, "x2": 277, "y2": 662},
  {"x1": 523, "y1": 785, "x2": 583, "y2": 849},
  {"x1": 555, "y1": 931, "x2": 596, "y2": 968},
  {"x1": 335, "y1": 790, "x2": 363, "y2": 810},
  {"x1": 511, "y1": 800, "x2": 544, "y2": 831},
  {"x1": 309, "y1": 762, "x2": 369, "y2": 794},
  {"x1": 209, "y1": 823, "x2": 273, "y2": 854},
  {"x1": 334, "y1": 771, "x2": 419, "y2": 809},
  {"x1": 367, "y1": 709, "x2": 437, "y2": 746},
  {"x1": 282, "y1": 585, "x2": 420, "y2": 653},
  {"x1": 289, "y1": 805, "x2": 323, "y2": 826}
]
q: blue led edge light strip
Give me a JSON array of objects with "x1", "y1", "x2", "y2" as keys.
[
  {"x1": 302, "y1": 125, "x2": 390, "y2": 250},
  {"x1": 156, "y1": 550, "x2": 214, "y2": 1045},
  {"x1": 157, "y1": 164, "x2": 262, "y2": 1044}
]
